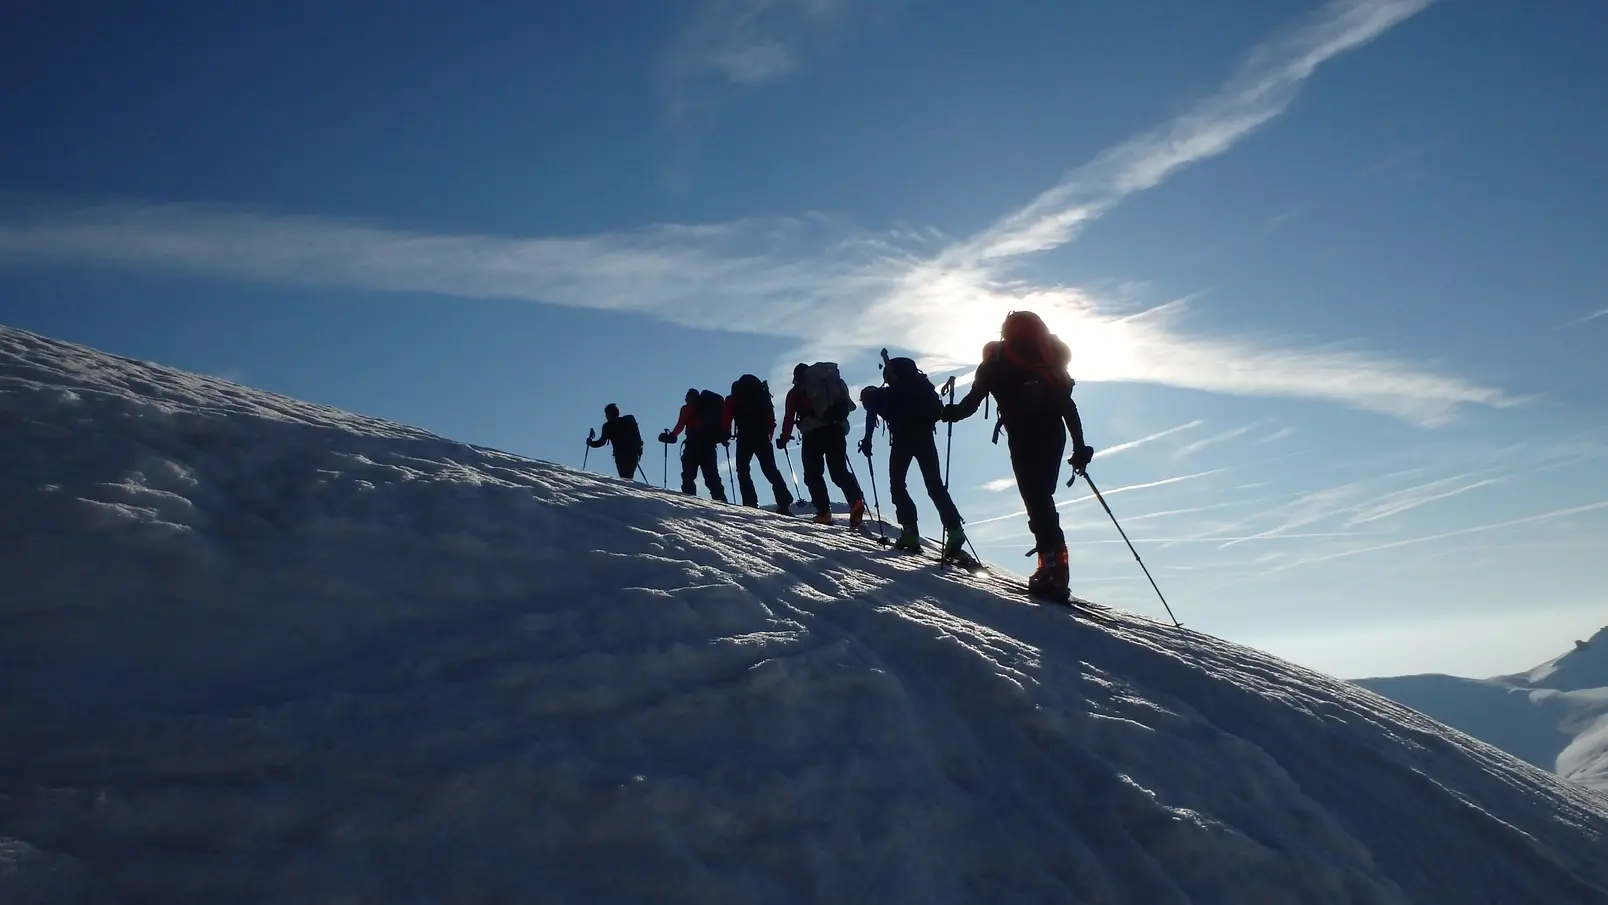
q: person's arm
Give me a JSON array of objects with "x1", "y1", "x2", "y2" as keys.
[
  {"x1": 1065, "y1": 393, "x2": 1093, "y2": 471},
  {"x1": 721, "y1": 397, "x2": 735, "y2": 437},
  {"x1": 943, "y1": 359, "x2": 994, "y2": 422},
  {"x1": 861, "y1": 393, "x2": 880, "y2": 446},
  {"x1": 666, "y1": 404, "x2": 691, "y2": 441},
  {"x1": 779, "y1": 388, "x2": 799, "y2": 441},
  {"x1": 1064, "y1": 397, "x2": 1087, "y2": 450},
  {"x1": 587, "y1": 422, "x2": 611, "y2": 448}
]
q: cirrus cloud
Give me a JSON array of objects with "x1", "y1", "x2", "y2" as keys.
[{"x1": 0, "y1": 0, "x2": 1498, "y2": 425}]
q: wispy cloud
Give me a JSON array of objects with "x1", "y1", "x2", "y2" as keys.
[
  {"x1": 979, "y1": 477, "x2": 1017, "y2": 492},
  {"x1": 661, "y1": 0, "x2": 876, "y2": 128},
  {"x1": 0, "y1": 0, "x2": 1490, "y2": 424},
  {"x1": 1563, "y1": 307, "x2": 1608, "y2": 328},
  {"x1": 942, "y1": 0, "x2": 1440, "y2": 265},
  {"x1": 968, "y1": 468, "x2": 1227, "y2": 527},
  {"x1": 1100, "y1": 419, "x2": 1206, "y2": 458},
  {"x1": 1175, "y1": 454, "x2": 1521, "y2": 561},
  {"x1": 1268, "y1": 500, "x2": 1608, "y2": 573},
  {"x1": 1175, "y1": 423, "x2": 1259, "y2": 458},
  {"x1": 1255, "y1": 426, "x2": 1298, "y2": 445},
  {"x1": 1344, "y1": 475, "x2": 1505, "y2": 526}
]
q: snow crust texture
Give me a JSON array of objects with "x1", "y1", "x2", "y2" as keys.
[{"x1": 4, "y1": 325, "x2": 1608, "y2": 905}]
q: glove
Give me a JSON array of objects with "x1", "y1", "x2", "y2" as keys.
[
  {"x1": 776, "y1": 435, "x2": 790, "y2": 450},
  {"x1": 658, "y1": 431, "x2": 675, "y2": 444},
  {"x1": 857, "y1": 438, "x2": 872, "y2": 457},
  {"x1": 940, "y1": 403, "x2": 960, "y2": 423},
  {"x1": 1069, "y1": 444, "x2": 1094, "y2": 473},
  {"x1": 588, "y1": 428, "x2": 596, "y2": 440},
  {"x1": 721, "y1": 434, "x2": 732, "y2": 448}
]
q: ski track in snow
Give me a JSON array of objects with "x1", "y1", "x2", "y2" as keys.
[{"x1": 3, "y1": 324, "x2": 1608, "y2": 904}]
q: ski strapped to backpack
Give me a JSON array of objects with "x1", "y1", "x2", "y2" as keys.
[{"x1": 802, "y1": 362, "x2": 855, "y2": 426}]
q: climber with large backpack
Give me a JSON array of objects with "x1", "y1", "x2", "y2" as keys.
[
  {"x1": 586, "y1": 402, "x2": 645, "y2": 480},
  {"x1": 723, "y1": 374, "x2": 794, "y2": 513},
  {"x1": 659, "y1": 388, "x2": 729, "y2": 502},
  {"x1": 859, "y1": 353, "x2": 967, "y2": 557},
  {"x1": 941, "y1": 311, "x2": 1095, "y2": 602},
  {"x1": 777, "y1": 362, "x2": 867, "y2": 527}
]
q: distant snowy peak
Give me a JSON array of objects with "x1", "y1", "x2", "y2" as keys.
[
  {"x1": 1359, "y1": 625, "x2": 1608, "y2": 796},
  {"x1": 1505, "y1": 625, "x2": 1608, "y2": 692}
]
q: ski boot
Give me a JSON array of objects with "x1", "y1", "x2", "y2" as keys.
[
  {"x1": 848, "y1": 499, "x2": 866, "y2": 530},
  {"x1": 813, "y1": 511, "x2": 834, "y2": 525},
  {"x1": 940, "y1": 526, "x2": 968, "y2": 562},
  {"x1": 892, "y1": 525, "x2": 922, "y2": 553},
  {"x1": 774, "y1": 495, "x2": 793, "y2": 515},
  {"x1": 1026, "y1": 545, "x2": 1071, "y2": 603}
]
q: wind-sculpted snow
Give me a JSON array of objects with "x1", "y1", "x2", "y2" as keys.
[{"x1": 3, "y1": 325, "x2": 1608, "y2": 904}]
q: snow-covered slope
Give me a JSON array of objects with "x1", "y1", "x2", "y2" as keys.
[
  {"x1": 1501, "y1": 628, "x2": 1608, "y2": 693},
  {"x1": 4, "y1": 324, "x2": 1608, "y2": 905},
  {"x1": 1357, "y1": 628, "x2": 1608, "y2": 796}
]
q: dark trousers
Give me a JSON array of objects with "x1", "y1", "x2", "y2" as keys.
[
  {"x1": 735, "y1": 430, "x2": 791, "y2": 507},
  {"x1": 614, "y1": 450, "x2": 642, "y2": 480},
  {"x1": 801, "y1": 426, "x2": 863, "y2": 515},
  {"x1": 1006, "y1": 415, "x2": 1067, "y2": 554},
  {"x1": 888, "y1": 430, "x2": 962, "y2": 532},
  {"x1": 681, "y1": 440, "x2": 726, "y2": 501}
]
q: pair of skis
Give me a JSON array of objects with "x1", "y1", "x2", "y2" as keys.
[
  {"x1": 858, "y1": 527, "x2": 1113, "y2": 622},
  {"x1": 933, "y1": 551, "x2": 1113, "y2": 622}
]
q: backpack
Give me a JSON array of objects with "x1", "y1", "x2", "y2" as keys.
[
  {"x1": 613, "y1": 414, "x2": 643, "y2": 453},
  {"x1": 729, "y1": 374, "x2": 773, "y2": 431},
  {"x1": 693, "y1": 389, "x2": 725, "y2": 437},
  {"x1": 882, "y1": 356, "x2": 943, "y2": 426},
  {"x1": 986, "y1": 335, "x2": 1076, "y2": 421},
  {"x1": 998, "y1": 312, "x2": 1074, "y2": 395},
  {"x1": 802, "y1": 362, "x2": 855, "y2": 426}
]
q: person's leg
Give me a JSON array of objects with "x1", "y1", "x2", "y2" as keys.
[
  {"x1": 753, "y1": 437, "x2": 791, "y2": 507},
  {"x1": 680, "y1": 445, "x2": 698, "y2": 494},
  {"x1": 1009, "y1": 417, "x2": 1068, "y2": 595},
  {"x1": 801, "y1": 430, "x2": 830, "y2": 515},
  {"x1": 888, "y1": 441, "x2": 917, "y2": 529},
  {"x1": 734, "y1": 434, "x2": 759, "y2": 507},
  {"x1": 914, "y1": 434, "x2": 963, "y2": 531},
  {"x1": 699, "y1": 443, "x2": 726, "y2": 502},
  {"x1": 822, "y1": 429, "x2": 863, "y2": 503}
]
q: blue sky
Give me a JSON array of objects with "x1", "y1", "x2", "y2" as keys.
[{"x1": 2, "y1": 0, "x2": 1604, "y2": 680}]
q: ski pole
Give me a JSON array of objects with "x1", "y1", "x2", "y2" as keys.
[
  {"x1": 862, "y1": 449, "x2": 886, "y2": 544},
  {"x1": 940, "y1": 375, "x2": 957, "y2": 556},
  {"x1": 582, "y1": 442, "x2": 590, "y2": 472},
  {"x1": 662, "y1": 435, "x2": 669, "y2": 489},
  {"x1": 723, "y1": 442, "x2": 735, "y2": 502},
  {"x1": 1081, "y1": 471, "x2": 1181, "y2": 628},
  {"x1": 637, "y1": 464, "x2": 651, "y2": 485},
  {"x1": 941, "y1": 375, "x2": 957, "y2": 489},
  {"x1": 783, "y1": 445, "x2": 802, "y2": 505}
]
